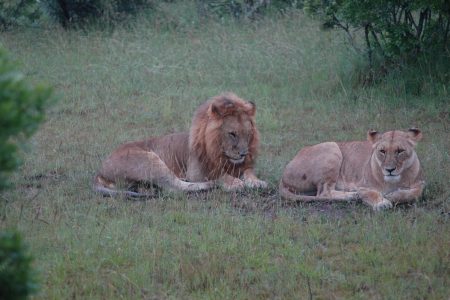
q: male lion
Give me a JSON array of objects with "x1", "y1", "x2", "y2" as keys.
[
  {"x1": 94, "y1": 93, "x2": 267, "y2": 197},
  {"x1": 279, "y1": 129, "x2": 425, "y2": 210}
]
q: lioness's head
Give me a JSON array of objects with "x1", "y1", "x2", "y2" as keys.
[
  {"x1": 189, "y1": 93, "x2": 259, "y2": 177},
  {"x1": 368, "y1": 128, "x2": 422, "y2": 183}
]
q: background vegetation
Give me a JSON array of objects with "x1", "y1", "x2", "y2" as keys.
[
  {"x1": 304, "y1": 0, "x2": 450, "y2": 69},
  {"x1": 0, "y1": 46, "x2": 52, "y2": 299},
  {"x1": 0, "y1": 231, "x2": 38, "y2": 299},
  {"x1": 0, "y1": 0, "x2": 448, "y2": 298},
  {"x1": 0, "y1": 49, "x2": 52, "y2": 190}
]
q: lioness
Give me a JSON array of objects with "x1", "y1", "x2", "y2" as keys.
[
  {"x1": 279, "y1": 129, "x2": 425, "y2": 210},
  {"x1": 94, "y1": 93, "x2": 267, "y2": 197}
]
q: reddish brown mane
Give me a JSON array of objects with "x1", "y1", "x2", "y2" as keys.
[{"x1": 189, "y1": 93, "x2": 260, "y2": 179}]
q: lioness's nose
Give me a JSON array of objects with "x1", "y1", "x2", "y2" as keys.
[{"x1": 385, "y1": 167, "x2": 396, "y2": 173}]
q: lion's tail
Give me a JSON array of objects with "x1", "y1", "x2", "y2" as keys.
[
  {"x1": 279, "y1": 180, "x2": 357, "y2": 202},
  {"x1": 92, "y1": 175, "x2": 154, "y2": 198}
]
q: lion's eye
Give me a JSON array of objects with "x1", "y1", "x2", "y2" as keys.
[
  {"x1": 228, "y1": 132, "x2": 237, "y2": 138},
  {"x1": 379, "y1": 149, "x2": 386, "y2": 154},
  {"x1": 396, "y1": 149, "x2": 405, "y2": 154}
]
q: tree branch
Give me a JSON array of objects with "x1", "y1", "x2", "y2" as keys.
[
  {"x1": 332, "y1": 15, "x2": 361, "y2": 53},
  {"x1": 444, "y1": 18, "x2": 450, "y2": 49},
  {"x1": 365, "y1": 24, "x2": 373, "y2": 67}
]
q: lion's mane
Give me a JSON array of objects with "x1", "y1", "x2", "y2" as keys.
[{"x1": 188, "y1": 93, "x2": 260, "y2": 179}]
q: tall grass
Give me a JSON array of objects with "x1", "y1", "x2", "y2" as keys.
[{"x1": 0, "y1": 3, "x2": 449, "y2": 299}]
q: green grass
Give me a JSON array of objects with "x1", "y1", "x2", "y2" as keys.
[{"x1": 1, "y1": 4, "x2": 449, "y2": 299}]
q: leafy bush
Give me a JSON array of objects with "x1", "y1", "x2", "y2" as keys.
[
  {"x1": 42, "y1": 0, "x2": 156, "y2": 28},
  {"x1": 0, "y1": 231, "x2": 38, "y2": 299},
  {"x1": 0, "y1": 0, "x2": 42, "y2": 30},
  {"x1": 304, "y1": 0, "x2": 450, "y2": 66},
  {"x1": 0, "y1": 48, "x2": 52, "y2": 190}
]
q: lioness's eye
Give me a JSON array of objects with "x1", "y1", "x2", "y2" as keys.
[
  {"x1": 228, "y1": 132, "x2": 237, "y2": 138},
  {"x1": 379, "y1": 149, "x2": 386, "y2": 154},
  {"x1": 396, "y1": 149, "x2": 405, "y2": 154}
]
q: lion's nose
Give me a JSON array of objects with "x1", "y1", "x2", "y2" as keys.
[
  {"x1": 239, "y1": 150, "x2": 248, "y2": 157},
  {"x1": 385, "y1": 167, "x2": 396, "y2": 174}
]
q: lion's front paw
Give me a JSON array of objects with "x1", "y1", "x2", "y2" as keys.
[
  {"x1": 188, "y1": 180, "x2": 215, "y2": 191},
  {"x1": 222, "y1": 178, "x2": 245, "y2": 192},
  {"x1": 373, "y1": 198, "x2": 393, "y2": 211},
  {"x1": 244, "y1": 179, "x2": 268, "y2": 189}
]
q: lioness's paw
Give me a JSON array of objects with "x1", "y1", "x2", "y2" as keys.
[
  {"x1": 244, "y1": 179, "x2": 268, "y2": 189},
  {"x1": 373, "y1": 198, "x2": 393, "y2": 211}
]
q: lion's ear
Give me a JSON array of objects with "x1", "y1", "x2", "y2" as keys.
[
  {"x1": 408, "y1": 128, "x2": 422, "y2": 142},
  {"x1": 209, "y1": 99, "x2": 234, "y2": 117},
  {"x1": 367, "y1": 129, "x2": 381, "y2": 143},
  {"x1": 246, "y1": 101, "x2": 256, "y2": 117}
]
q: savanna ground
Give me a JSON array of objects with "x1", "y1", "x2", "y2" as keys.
[{"x1": 1, "y1": 2, "x2": 449, "y2": 299}]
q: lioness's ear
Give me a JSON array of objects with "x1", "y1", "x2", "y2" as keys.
[
  {"x1": 408, "y1": 128, "x2": 422, "y2": 142},
  {"x1": 246, "y1": 101, "x2": 256, "y2": 117},
  {"x1": 209, "y1": 99, "x2": 234, "y2": 117},
  {"x1": 367, "y1": 130, "x2": 381, "y2": 143}
]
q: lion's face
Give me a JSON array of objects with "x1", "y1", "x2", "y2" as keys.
[
  {"x1": 368, "y1": 129, "x2": 422, "y2": 183},
  {"x1": 204, "y1": 94, "x2": 257, "y2": 167},
  {"x1": 220, "y1": 114, "x2": 254, "y2": 165},
  {"x1": 189, "y1": 93, "x2": 260, "y2": 178}
]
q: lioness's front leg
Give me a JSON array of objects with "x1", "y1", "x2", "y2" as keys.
[
  {"x1": 358, "y1": 188, "x2": 393, "y2": 211},
  {"x1": 242, "y1": 169, "x2": 268, "y2": 189},
  {"x1": 384, "y1": 181, "x2": 425, "y2": 205}
]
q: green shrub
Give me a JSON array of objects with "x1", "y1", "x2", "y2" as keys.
[
  {"x1": 0, "y1": 231, "x2": 38, "y2": 300},
  {"x1": 0, "y1": 0, "x2": 42, "y2": 30},
  {"x1": 42, "y1": 0, "x2": 156, "y2": 28},
  {"x1": 0, "y1": 48, "x2": 52, "y2": 190},
  {"x1": 304, "y1": 0, "x2": 450, "y2": 67}
]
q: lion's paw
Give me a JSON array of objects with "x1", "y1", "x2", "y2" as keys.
[
  {"x1": 222, "y1": 178, "x2": 245, "y2": 192},
  {"x1": 244, "y1": 179, "x2": 268, "y2": 189},
  {"x1": 373, "y1": 198, "x2": 393, "y2": 211},
  {"x1": 190, "y1": 180, "x2": 215, "y2": 191}
]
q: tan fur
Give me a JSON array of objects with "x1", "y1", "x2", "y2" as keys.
[
  {"x1": 93, "y1": 93, "x2": 267, "y2": 197},
  {"x1": 279, "y1": 129, "x2": 425, "y2": 210}
]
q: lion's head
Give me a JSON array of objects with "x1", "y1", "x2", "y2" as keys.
[
  {"x1": 368, "y1": 128, "x2": 422, "y2": 183},
  {"x1": 189, "y1": 93, "x2": 260, "y2": 179}
]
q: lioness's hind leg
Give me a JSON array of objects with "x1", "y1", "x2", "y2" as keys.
[{"x1": 281, "y1": 142, "x2": 342, "y2": 196}]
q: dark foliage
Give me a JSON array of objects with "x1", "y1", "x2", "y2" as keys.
[
  {"x1": 42, "y1": 0, "x2": 155, "y2": 28},
  {"x1": 304, "y1": 0, "x2": 450, "y2": 66},
  {"x1": 0, "y1": 0, "x2": 42, "y2": 30},
  {"x1": 0, "y1": 48, "x2": 52, "y2": 190},
  {"x1": 0, "y1": 231, "x2": 38, "y2": 300}
]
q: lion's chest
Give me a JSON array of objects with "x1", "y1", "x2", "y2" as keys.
[{"x1": 336, "y1": 141, "x2": 373, "y2": 190}]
